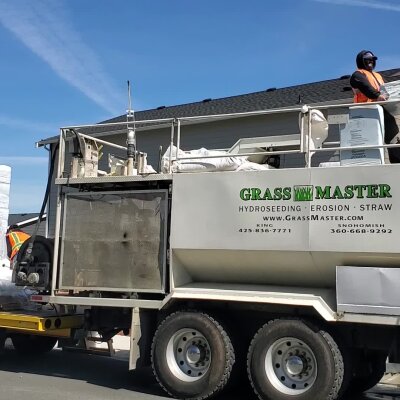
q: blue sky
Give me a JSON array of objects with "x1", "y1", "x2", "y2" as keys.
[{"x1": 0, "y1": 0, "x2": 398, "y2": 213}]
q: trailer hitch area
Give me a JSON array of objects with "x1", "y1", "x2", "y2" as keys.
[
  {"x1": 16, "y1": 264, "x2": 28, "y2": 283},
  {"x1": 12, "y1": 236, "x2": 54, "y2": 291},
  {"x1": 14, "y1": 261, "x2": 51, "y2": 289}
]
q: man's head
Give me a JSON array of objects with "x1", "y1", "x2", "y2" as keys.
[{"x1": 356, "y1": 50, "x2": 378, "y2": 71}]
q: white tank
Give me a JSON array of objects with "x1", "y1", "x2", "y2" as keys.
[{"x1": 170, "y1": 164, "x2": 400, "y2": 289}]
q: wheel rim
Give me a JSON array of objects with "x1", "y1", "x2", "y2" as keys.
[
  {"x1": 265, "y1": 337, "x2": 317, "y2": 395},
  {"x1": 166, "y1": 328, "x2": 211, "y2": 382}
]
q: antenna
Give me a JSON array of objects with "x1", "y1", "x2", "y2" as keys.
[
  {"x1": 127, "y1": 80, "x2": 135, "y2": 125},
  {"x1": 126, "y1": 80, "x2": 136, "y2": 175}
]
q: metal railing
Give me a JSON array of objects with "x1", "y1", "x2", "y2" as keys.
[
  {"x1": 306, "y1": 99, "x2": 400, "y2": 166},
  {"x1": 55, "y1": 98, "x2": 400, "y2": 178},
  {"x1": 170, "y1": 99, "x2": 400, "y2": 171}
]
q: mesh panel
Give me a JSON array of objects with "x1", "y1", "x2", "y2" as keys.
[{"x1": 61, "y1": 191, "x2": 167, "y2": 292}]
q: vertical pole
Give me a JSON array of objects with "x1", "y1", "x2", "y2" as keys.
[
  {"x1": 300, "y1": 112, "x2": 305, "y2": 154},
  {"x1": 168, "y1": 120, "x2": 175, "y2": 173},
  {"x1": 176, "y1": 119, "x2": 181, "y2": 162},
  {"x1": 58, "y1": 129, "x2": 65, "y2": 179},
  {"x1": 51, "y1": 185, "x2": 62, "y2": 296},
  {"x1": 306, "y1": 110, "x2": 312, "y2": 168},
  {"x1": 126, "y1": 81, "x2": 136, "y2": 176},
  {"x1": 51, "y1": 129, "x2": 64, "y2": 296}
]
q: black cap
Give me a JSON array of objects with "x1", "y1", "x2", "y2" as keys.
[{"x1": 363, "y1": 52, "x2": 378, "y2": 61}]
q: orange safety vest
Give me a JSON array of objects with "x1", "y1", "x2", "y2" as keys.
[
  {"x1": 6, "y1": 230, "x2": 31, "y2": 260},
  {"x1": 353, "y1": 69, "x2": 385, "y2": 103}
]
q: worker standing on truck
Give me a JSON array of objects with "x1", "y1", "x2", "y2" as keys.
[
  {"x1": 6, "y1": 226, "x2": 30, "y2": 262},
  {"x1": 350, "y1": 50, "x2": 388, "y2": 103},
  {"x1": 350, "y1": 50, "x2": 400, "y2": 163}
]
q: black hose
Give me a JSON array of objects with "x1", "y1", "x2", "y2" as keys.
[
  {"x1": 70, "y1": 129, "x2": 83, "y2": 158},
  {"x1": 23, "y1": 142, "x2": 60, "y2": 262}
]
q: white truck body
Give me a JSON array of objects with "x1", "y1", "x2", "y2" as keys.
[{"x1": 12, "y1": 98, "x2": 400, "y2": 400}]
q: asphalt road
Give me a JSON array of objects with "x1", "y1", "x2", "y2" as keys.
[{"x1": 0, "y1": 346, "x2": 399, "y2": 400}]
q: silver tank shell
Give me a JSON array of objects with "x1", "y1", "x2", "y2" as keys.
[{"x1": 170, "y1": 165, "x2": 400, "y2": 289}]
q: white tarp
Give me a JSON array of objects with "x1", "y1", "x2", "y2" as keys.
[
  {"x1": 162, "y1": 146, "x2": 246, "y2": 173},
  {"x1": 0, "y1": 165, "x2": 11, "y2": 264},
  {"x1": 383, "y1": 80, "x2": 400, "y2": 99},
  {"x1": 0, "y1": 165, "x2": 33, "y2": 309},
  {"x1": 162, "y1": 146, "x2": 257, "y2": 173}
]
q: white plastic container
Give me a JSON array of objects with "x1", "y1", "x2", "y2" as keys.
[
  {"x1": 0, "y1": 165, "x2": 11, "y2": 262},
  {"x1": 340, "y1": 105, "x2": 385, "y2": 166}
]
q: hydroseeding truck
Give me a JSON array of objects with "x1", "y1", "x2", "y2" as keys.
[{"x1": 9, "y1": 98, "x2": 400, "y2": 400}]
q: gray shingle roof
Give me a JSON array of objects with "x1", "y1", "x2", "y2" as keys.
[
  {"x1": 101, "y1": 68, "x2": 400, "y2": 123},
  {"x1": 37, "y1": 68, "x2": 400, "y2": 145},
  {"x1": 8, "y1": 213, "x2": 47, "y2": 236}
]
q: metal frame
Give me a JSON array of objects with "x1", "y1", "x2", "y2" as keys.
[
  {"x1": 55, "y1": 173, "x2": 172, "y2": 185},
  {"x1": 53, "y1": 99, "x2": 400, "y2": 182},
  {"x1": 32, "y1": 295, "x2": 163, "y2": 309},
  {"x1": 171, "y1": 286, "x2": 337, "y2": 322},
  {"x1": 46, "y1": 99, "x2": 400, "y2": 320},
  {"x1": 0, "y1": 311, "x2": 83, "y2": 335},
  {"x1": 58, "y1": 189, "x2": 169, "y2": 294},
  {"x1": 170, "y1": 286, "x2": 400, "y2": 326}
]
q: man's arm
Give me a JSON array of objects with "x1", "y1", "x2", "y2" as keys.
[{"x1": 350, "y1": 71, "x2": 381, "y2": 99}]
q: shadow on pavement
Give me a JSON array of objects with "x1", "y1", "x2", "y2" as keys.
[
  {"x1": 0, "y1": 347, "x2": 165, "y2": 397},
  {"x1": 0, "y1": 346, "x2": 398, "y2": 399}
]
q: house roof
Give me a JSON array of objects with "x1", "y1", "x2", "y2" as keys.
[
  {"x1": 102, "y1": 68, "x2": 400, "y2": 120},
  {"x1": 8, "y1": 213, "x2": 46, "y2": 227},
  {"x1": 8, "y1": 213, "x2": 47, "y2": 236},
  {"x1": 37, "y1": 68, "x2": 400, "y2": 145}
]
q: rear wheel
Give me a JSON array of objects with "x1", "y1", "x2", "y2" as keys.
[
  {"x1": 349, "y1": 350, "x2": 387, "y2": 393},
  {"x1": 151, "y1": 311, "x2": 235, "y2": 400},
  {"x1": 14, "y1": 235, "x2": 54, "y2": 289},
  {"x1": 0, "y1": 330, "x2": 6, "y2": 354},
  {"x1": 15, "y1": 235, "x2": 53, "y2": 265},
  {"x1": 247, "y1": 319, "x2": 343, "y2": 400},
  {"x1": 11, "y1": 334, "x2": 58, "y2": 355}
]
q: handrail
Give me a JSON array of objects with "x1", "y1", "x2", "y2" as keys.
[
  {"x1": 308, "y1": 98, "x2": 399, "y2": 111},
  {"x1": 173, "y1": 149, "x2": 302, "y2": 161},
  {"x1": 305, "y1": 99, "x2": 400, "y2": 167},
  {"x1": 177, "y1": 106, "x2": 304, "y2": 123},
  {"x1": 77, "y1": 132, "x2": 127, "y2": 151},
  {"x1": 55, "y1": 98, "x2": 400, "y2": 177},
  {"x1": 60, "y1": 117, "x2": 176, "y2": 130},
  {"x1": 174, "y1": 106, "x2": 306, "y2": 166},
  {"x1": 171, "y1": 99, "x2": 400, "y2": 170}
]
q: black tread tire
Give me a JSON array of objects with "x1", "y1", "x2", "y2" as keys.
[
  {"x1": 15, "y1": 235, "x2": 54, "y2": 289},
  {"x1": 15, "y1": 235, "x2": 53, "y2": 265},
  {"x1": 0, "y1": 330, "x2": 6, "y2": 355},
  {"x1": 247, "y1": 319, "x2": 344, "y2": 400},
  {"x1": 11, "y1": 334, "x2": 58, "y2": 355},
  {"x1": 151, "y1": 311, "x2": 235, "y2": 400},
  {"x1": 349, "y1": 351, "x2": 387, "y2": 394}
]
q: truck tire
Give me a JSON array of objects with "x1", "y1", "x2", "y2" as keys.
[
  {"x1": 15, "y1": 235, "x2": 54, "y2": 290},
  {"x1": 0, "y1": 330, "x2": 6, "y2": 354},
  {"x1": 11, "y1": 334, "x2": 58, "y2": 355},
  {"x1": 16, "y1": 235, "x2": 54, "y2": 265},
  {"x1": 349, "y1": 351, "x2": 386, "y2": 393},
  {"x1": 247, "y1": 319, "x2": 343, "y2": 400},
  {"x1": 151, "y1": 311, "x2": 235, "y2": 400}
]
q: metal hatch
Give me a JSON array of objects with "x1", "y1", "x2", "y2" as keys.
[{"x1": 60, "y1": 190, "x2": 168, "y2": 293}]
